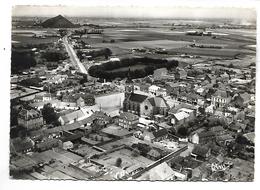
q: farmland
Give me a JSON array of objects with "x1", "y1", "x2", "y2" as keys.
[
  {"x1": 80, "y1": 26, "x2": 255, "y2": 60},
  {"x1": 12, "y1": 29, "x2": 60, "y2": 45}
]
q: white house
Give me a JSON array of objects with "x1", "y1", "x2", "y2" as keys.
[
  {"x1": 148, "y1": 85, "x2": 160, "y2": 96},
  {"x1": 58, "y1": 110, "x2": 86, "y2": 125}
]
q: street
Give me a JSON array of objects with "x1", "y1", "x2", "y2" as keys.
[{"x1": 62, "y1": 36, "x2": 88, "y2": 75}]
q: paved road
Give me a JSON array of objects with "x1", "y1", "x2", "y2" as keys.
[{"x1": 63, "y1": 36, "x2": 88, "y2": 75}]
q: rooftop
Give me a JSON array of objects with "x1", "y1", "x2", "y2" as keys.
[
  {"x1": 119, "y1": 112, "x2": 139, "y2": 121},
  {"x1": 148, "y1": 97, "x2": 168, "y2": 108},
  {"x1": 127, "y1": 93, "x2": 148, "y2": 103}
]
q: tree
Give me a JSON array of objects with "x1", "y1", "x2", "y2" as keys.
[
  {"x1": 11, "y1": 50, "x2": 37, "y2": 74},
  {"x1": 198, "y1": 107, "x2": 205, "y2": 115},
  {"x1": 177, "y1": 126, "x2": 189, "y2": 137},
  {"x1": 115, "y1": 158, "x2": 122, "y2": 167},
  {"x1": 131, "y1": 148, "x2": 140, "y2": 157},
  {"x1": 41, "y1": 103, "x2": 60, "y2": 126},
  {"x1": 20, "y1": 77, "x2": 43, "y2": 87},
  {"x1": 236, "y1": 134, "x2": 249, "y2": 145}
]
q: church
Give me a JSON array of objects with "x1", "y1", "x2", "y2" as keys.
[{"x1": 123, "y1": 79, "x2": 169, "y2": 118}]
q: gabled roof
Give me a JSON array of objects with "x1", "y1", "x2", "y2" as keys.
[
  {"x1": 212, "y1": 90, "x2": 229, "y2": 98},
  {"x1": 149, "y1": 85, "x2": 160, "y2": 91},
  {"x1": 240, "y1": 92, "x2": 251, "y2": 102},
  {"x1": 119, "y1": 112, "x2": 139, "y2": 121},
  {"x1": 18, "y1": 108, "x2": 42, "y2": 120},
  {"x1": 174, "y1": 111, "x2": 190, "y2": 121},
  {"x1": 148, "y1": 97, "x2": 168, "y2": 108},
  {"x1": 198, "y1": 131, "x2": 215, "y2": 138},
  {"x1": 147, "y1": 149, "x2": 161, "y2": 158},
  {"x1": 169, "y1": 103, "x2": 195, "y2": 114},
  {"x1": 11, "y1": 137, "x2": 34, "y2": 152},
  {"x1": 210, "y1": 126, "x2": 225, "y2": 133},
  {"x1": 137, "y1": 162, "x2": 175, "y2": 180},
  {"x1": 243, "y1": 132, "x2": 255, "y2": 143},
  {"x1": 60, "y1": 110, "x2": 85, "y2": 123},
  {"x1": 216, "y1": 134, "x2": 234, "y2": 141},
  {"x1": 127, "y1": 93, "x2": 148, "y2": 103},
  {"x1": 153, "y1": 128, "x2": 168, "y2": 139},
  {"x1": 192, "y1": 145, "x2": 210, "y2": 157}
]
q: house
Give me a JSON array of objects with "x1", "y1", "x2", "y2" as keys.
[
  {"x1": 190, "y1": 131, "x2": 216, "y2": 144},
  {"x1": 211, "y1": 90, "x2": 231, "y2": 108},
  {"x1": 148, "y1": 85, "x2": 160, "y2": 96},
  {"x1": 156, "y1": 88, "x2": 167, "y2": 97},
  {"x1": 168, "y1": 103, "x2": 196, "y2": 116},
  {"x1": 228, "y1": 122, "x2": 246, "y2": 133},
  {"x1": 152, "y1": 128, "x2": 168, "y2": 142},
  {"x1": 170, "y1": 108, "x2": 195, "y2": 125},
  {"x1": 191, "y1": 145, "x2": 211, "y2": 161},
  {"x1": 10, "y1": 137, "x2": 35, "y2": 153},
  {"x1": 35, "y1": 138, "x2": 60, "y2": 152},
  {"x1": 17, "y1": 108, "x2": 44, "y2": 130},
  {"x1": 58, "y1": 110, "x2": 86, "y2": 125},
  {"x1": 137, "y1": 162, "x2": 177, "y2": 180},
  {"x1": 117, "y1": 112, "x2": 139, "y2": 129},
  {"x1": 143, "y1": 131, "x2": 155, "y2": 142},
  {"x1": 208, "y1": 143, "x2": 226, "y2": 156},
  {"x1": 153, "y1": 68, "x2": 168, "y2": 79},
  {"x1": 62, "y1": 93, "x2": 95, "y2": 107},
  {"x1": 147, "y1": 149, "x2": 161, "y2": 161},
  {"x1": 175, "y1": 70, "x2": 187, "y2": 80},
  {"x1": 209, "y1": 126, "x2": 226, "y2": 136},
  {"x1": 243, "y1": 132, "x2": 255, "y2": 144},
  {"x1": 205, "y1": 74, "x2": 216, "y2": 84},
  {"x1": 34, "y1": 93, "x2": 53, "y2": 102},
  {"x1": 232, "y1": 92, "x2": 251, "y2": 108},
  {"x1": 219, "y1": 72, "x2": 230, "y2": 83},
  {"x1": 216, "y1": 134, "x2": 234, "y2": 146},
  {"x1": 205, "y1": 104, "x2": 214, "y2": 114},
  {"x1": 90, "y1": 111, "x2": 112, "y2": 131},
  {"x1": 62, "y1": 141, "x2": 74, "y2": 150},
  {"x1": 45, "y1": 74, "x2": 68, "y2": 84},
  {"x1": 196, "y1": 87, "x2": 206, "y2": 96}
]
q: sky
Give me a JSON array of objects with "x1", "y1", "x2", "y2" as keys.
[{"x1": 12, "y1": 5, "x2": 256, "y2": 21}]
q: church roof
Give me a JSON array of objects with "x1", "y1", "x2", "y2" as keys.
[
  {"x1": 148, "y1": 97, "x2": 168, "y2": 108},
  {"x1": 128, "y1": 93, "x2": 148, "y2": 103}
]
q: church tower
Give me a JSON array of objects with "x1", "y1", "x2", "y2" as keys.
[{"x1": 125, "y1": 66, "x2": 134, "y2": 99}]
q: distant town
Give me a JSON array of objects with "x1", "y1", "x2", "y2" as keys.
[{"x1": 10, "y1": 13, "x2": 255, "y2": 181}]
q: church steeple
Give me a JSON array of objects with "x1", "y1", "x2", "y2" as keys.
[
  {"x1": 125, "y1": 66, "x2": 134, "y2": 98},
  {"x1": 126, "y1": 66, "x2": 133, "y2": 84}
]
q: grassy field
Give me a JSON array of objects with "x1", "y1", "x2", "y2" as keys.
[
  {"x1": 168, "y1": 46, "x2": 255, "y2": 58},
  {"x1": 81, "y1": 27, "x2": 255, "y2": 59},
  {"x1": 12, "y1": 29, "x2": 60, "y2": 45},
  {"x1": 108, "y1": 64, "x2": 147, "y2": 72},
  {"x1": 12, "y1": 35, "x2": 59, "y2": 45}
]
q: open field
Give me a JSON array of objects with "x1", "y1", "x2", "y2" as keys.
[
  {"x1": 80, "y1": 27, "x2": 256, "y2": 59},
  {"x1": 12, "y1": 29, "x2": 60, "y2": 45},
  {"x1": 12, "y1": 35, "x2": 59, "y2": 45},
  {"x1": 94, "y1": 40, "x2": 192, "y2": 50},
  {"x1": 101, "y1": 125, "x2": 133, "y2": 137},
  {"x1": 65, "y1": 25, "x2": 256, "y2": 65},
  {"x1": 169, "y1": 46, "x2": 255, "y2": 58}
]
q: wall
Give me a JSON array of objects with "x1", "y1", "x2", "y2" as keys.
[{"x1": 95, "y1": 92, "x2": 125, "y2": 111}]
